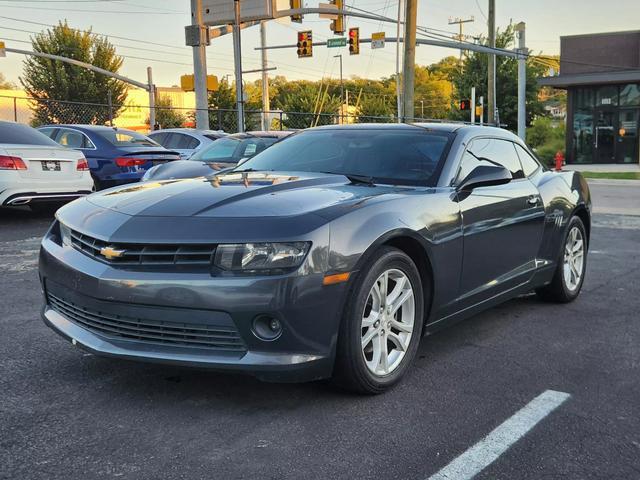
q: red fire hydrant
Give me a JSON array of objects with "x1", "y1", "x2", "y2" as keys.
[{"x1": 554, "y1": 151, "x2": 565, "y2": 171}]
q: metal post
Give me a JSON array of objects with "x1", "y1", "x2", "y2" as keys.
[
  {"x1": 147, "y1": 66, "x2": 156, "y2": 131},
  {"x1": 395, "y1": 0, "x2": 403, "y2": 122},
  {"x1": 260, "y1": 21, "x2": 270, "y2": 131},
  {"x1": 420, "y1": 100, "x2": 424, "y2": 119},
  {"x1": 487, "y1": 0, "x2": 496, "y2": 125},
  {"x1": 471, "y1": 86, "x2": 476, "y2": 124},
  {"x1": 190, "y1": 0, "x2": 209, "y2": 129},
  {"x1": 516, "y1": 22, "x2": 527, "y2": 140},
  {"x1": 107, "y1": 90, "x2": 114, "y2": 127},
  {"x1": 233, "y1": 0, "x2": 245, "y2": 133},
  {"x1": 13, "y1": 96, "x2": 17, "y2": 122},
  {"x1": 334, "y1": 54, "x2": 343, "y2": 121},
  {"x1": 479, "y1": 95, "x2": 484, "y2": 126},
  {"x1": 402, "y1": 0, "x2": 417, "y2": 122}
]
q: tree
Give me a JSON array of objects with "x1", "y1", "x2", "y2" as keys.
[
  {"x1": 147, "y1": 95, "x2": 185, "y2": 129},
  {"x1": 206, "y1": 79, "x2": 261, "y2": 132},
  {"x1": 21, "y1": 21, "x2": 128, "y2": 126},
  {"x1": 448, "y1": 25, "x2": 547, "y2": 130},
  {"x1": 0, "y1": 73, "x2": 16, "y2": 89}
]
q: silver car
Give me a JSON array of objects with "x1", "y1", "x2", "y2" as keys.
[{"x1": 147, "y1": 128, "x2": 226, "y2": 160}]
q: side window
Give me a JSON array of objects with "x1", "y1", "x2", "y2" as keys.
[
  {"x1": 149, "y1": 132, "x2": 167, "y2": 146},
  {"x1": 184, "y1": 136, "x2": 200, "y2": 150},
  {"x1": 459, "y1": 138, "x2": 524, "y2": 182},
  {"x1": 514, "y1": 143, "x2": 541, "y2": 177},
  {"x1": 56, "y1": 129, "x2": 85, "y2": 149},
  {"x1": 38, "y1": 127, "x2": 56, "y2": 139}
]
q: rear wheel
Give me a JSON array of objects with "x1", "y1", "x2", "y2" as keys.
[
  {"x1": 536, "y1": 216, "x2": 587, "y2": 303},
  {"x1": 333, "y1": 247, "x2": 424, "y2": 394}
]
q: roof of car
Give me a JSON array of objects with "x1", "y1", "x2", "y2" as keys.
[
  {"x1": 310, "y1": 122, "x2": 519, "y2": 138},
  {"x1": 228, "y1": 131, "x2": 293, "y2": 139},
  {"x1": 40, "y1": 124, "x2": 138, "y2": 133},
  {"x1": 148, "y1": 128, "x2": 226, "y2": 136}
]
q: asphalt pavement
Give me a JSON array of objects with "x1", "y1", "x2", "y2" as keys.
[{"x1": 1, "y1": 183, "x2": 639, "y2": 480}]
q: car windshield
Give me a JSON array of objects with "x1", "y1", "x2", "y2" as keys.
[
  {"x1": 237, "y1": 129, "x2": 453, "y2": 186},
  {"x1": 96, "y1": 129, "x2": 159, "y2": 147},
  {"x1": 0, "y1": 122, "x2": 60, "y2": 146},
  {"x1": 190, "y1": 136, "x2": 279, "y2": 163}
]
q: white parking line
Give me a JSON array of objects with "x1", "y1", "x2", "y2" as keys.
[{"x1": 428, "y1": 390, "x2": 571, "y2": 480}]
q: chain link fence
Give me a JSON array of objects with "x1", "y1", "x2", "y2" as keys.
[{"x1": 1, "y1": 94, "x2": 463, "y2": 133}]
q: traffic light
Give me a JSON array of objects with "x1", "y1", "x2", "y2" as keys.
[
  {"x1": 297, "y1": 31, "x2": 313, "y2": 58},
  {"x1": 348, "y1": 27, "x2": 360, "y2": 55},
  {"x1": 459, "y1": 99, "x2": 471, "y2": 111},
  {"x1": 289, "y1": 0, "x2": 303, "y2": 23},
  {"x1": 330, "y1": 0, "x2": 345, "y2": 35}
]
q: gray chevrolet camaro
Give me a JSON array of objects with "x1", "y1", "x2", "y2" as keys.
[{"x1": 39, "y1": 123, "x2": 591, "y2": 394}]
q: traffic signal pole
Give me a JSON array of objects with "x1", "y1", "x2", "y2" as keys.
[
  {"x1": 487, "y1": 0, "x2": 496, "y2": 125},
  {"x1": 190, "y1": 0, "x2": 209, "y2": 130},
  {"x1": 260, "y1": 21, "x2": 270, "y2": 131},
  {"x1": 233, "y1": 0, "x2": 245, "y2": 133},
  {"x1": 401, "y1": 0, "x2": 417, "y2": 122},
  {"x1": 516, "y1": 22, "x2": 527, "y2": 140}
]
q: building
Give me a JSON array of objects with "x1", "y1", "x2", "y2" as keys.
[{"x1": 540, "y1": 30, "x2": 640, "y2": 165}]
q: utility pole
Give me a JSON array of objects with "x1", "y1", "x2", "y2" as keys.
[
  {"x1": 402, "y1": 0, "x2": 417, "y2": 122},
  {"x1": 334, "y1": 54, "x2": 344, "y2": 120},
  {"x1": 487, "y1": 0, "x2": 496, "y2": 125},
  {"x1": 516, "y1": 21, "x2": 527, "y2": 140},
  {"x1": 395, "y1": 0, "x2": 403, "y2": 122},
  {"x1": 260, "y1": 21, "x2": 270, "y2": 131},
  {"x1": 190, "y1": 0, "x2": 209, "y2": 129},
  {"x1": 448, "y1": 16, "x2": 474, "y2": 63},
  {"x1": 471, "y1": 86, "x2": 476, "y2": 124},
  {"x1": 147, "y1": 67, "x2": 155, "y2": 130},
  {"x1": 479, "y1": 95, "x2": 484, "y2": 126},
  {"x1": 233, "y1": 0, "x2": 245, "y2": 132}
]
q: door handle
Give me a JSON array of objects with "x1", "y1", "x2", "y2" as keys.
[{"x1": 527, "y1": 196, "x2": 539, "y2": 206}]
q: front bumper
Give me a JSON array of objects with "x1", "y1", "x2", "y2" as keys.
[{"x1": 39, "y1": 235, "x2": 346, "y2": 383}]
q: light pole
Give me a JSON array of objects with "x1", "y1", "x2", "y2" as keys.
[
  {"x1": 420, "y1": 100, "x2": 424, "y2": 119},
  {"x1": 334, "y1": 54, "x2": 344, "y2": 120}
]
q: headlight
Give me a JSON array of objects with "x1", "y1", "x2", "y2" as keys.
[
  {"x1": 213, "y1": 242, "x2": 310, "y2": 273},
  {"x1": 59, "y1": 222, "x2": 72, "y2": 247}
]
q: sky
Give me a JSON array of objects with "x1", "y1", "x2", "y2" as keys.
[{"x1": 1, "y1": 0, "x2": 640, "y2": 89}]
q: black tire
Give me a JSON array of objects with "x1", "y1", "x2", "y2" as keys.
[
  {"x1": 536, "y1": 215, "x2": 587, "y2": 303},
  {"x1": 333, "y1": 246, "x2": 425, "y2": 394}
]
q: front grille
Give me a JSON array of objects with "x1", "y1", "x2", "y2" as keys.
[
  {"x1": 70, "y1": 229, "x2": 216, "y2": 267},
  {"x1": 48, "y1": 292, "x2": 246, "y2": 352}
]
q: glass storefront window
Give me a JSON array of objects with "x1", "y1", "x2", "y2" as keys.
[
  {"x1": 596, "y1": 85, "x2": 618, "y2": 107},
  {"x1": 575, "y1": 88, "x2": 595, "y2": 109},
  {"x1": 619, "y1": 84, "x2": 640, "y2": 106},
  {"x1": 572, "y1": 109, "x2": 593, "y2": 164},
  {"x1": 617, "y1": 109, "x2": 639, "y2": 164}
]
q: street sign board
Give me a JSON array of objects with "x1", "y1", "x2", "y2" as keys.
[
  {"x1": 371, "y1": 32, "x2": 385, "y2": 49},
  {"x1": 327, "y1": 37, "x2": 347, "y2": 48},
  {"x1": 0, "y1": 41, "x2": 5, "y2": 58},
  {"x1": 202, "y1": 0, "x2": 289, "y2": 25}
]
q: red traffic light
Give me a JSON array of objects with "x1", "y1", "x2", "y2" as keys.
[{"x1": 459, "y1": 99, "x2": 471, "y2": 111}]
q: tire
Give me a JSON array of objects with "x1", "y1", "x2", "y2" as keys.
[
  {"x1": 333, "y1": 246, "x2": 425, "y2": 394},
  {"x1": 536, "y1": 215, "x2": 587, "y2": 303}
]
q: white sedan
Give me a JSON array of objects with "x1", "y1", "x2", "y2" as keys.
[{"x1": 0, "y1": 121, "x2": 93, "y2": 208}]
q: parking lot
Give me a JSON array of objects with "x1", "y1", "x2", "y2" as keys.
[{"x1": 1, "y1": 181, "x2": 639, "y2": 480}]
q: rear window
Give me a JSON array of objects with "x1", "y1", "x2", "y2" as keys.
[
  {"x1": 0, "y1": 122, "x2": 60, "y2": 146},
  {"x1": 97, "y1": 129, "x2": 159, "y2": 147}
]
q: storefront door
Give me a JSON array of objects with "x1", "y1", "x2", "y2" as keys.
[{"x1": 594, "y1": 109, "x2": 617, "y2": 163}]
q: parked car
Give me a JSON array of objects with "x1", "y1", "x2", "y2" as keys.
[
  {"x1": 0, "y1": 121, "x2": 93, "y2": 209},
  {"x1": 40, "y1": 123, "x2": 591, "y2": 394},
  {"x1": 147, "y1": 128, "x2": 227, "y2": 160},
  {"x1": 38, "y1": 125, "x2": 180, "y2": 190},
  {"x1": 142, "y1": 131, "x2": 292, "y2": 181}
]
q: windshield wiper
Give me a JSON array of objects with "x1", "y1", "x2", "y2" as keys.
[{"x1": 323, "y1": 172, "x2": 376, "y2": 186}]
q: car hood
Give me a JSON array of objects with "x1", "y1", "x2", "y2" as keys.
[
  {"x1": 84, "y1": 171, "x2": 404, "y2": 218},
  {"x1": 146, "y1": 159, "x2": 233, "y2": 181}
]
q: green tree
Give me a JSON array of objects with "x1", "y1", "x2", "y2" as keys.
[
  {"x1": 21, "y1": 21, "x2": 127, "y2": 126},
  {"x1": 207, "y1": 79, "x2": 260, "y2": 132},
  {"x1": 0, "y1": 73, "x2": 16, "y2": 89},
  {"x1": 147, "y1": 95, "x2": 185, "y2": 129},
  {"x1": 449, "y1": 25, "x2": 547, "y2": 130}
]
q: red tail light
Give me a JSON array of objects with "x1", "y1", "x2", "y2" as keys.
[
  {"x1": 76, "y1": 158, "x2": 89, "y2": 171},
  {"x1": 0, "y1": 155, "x2": 27, "y2": 170},
  {"x1": 115, "y1": 157, "x2": 147, "y2": 167}
]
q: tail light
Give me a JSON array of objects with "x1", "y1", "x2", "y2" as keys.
[
  {"x1": 76, "y1": 158, "x2": 89, "y2": 171},
  {"x1": 115, "y1": 157, "x2": 147, "y2": 167},
  {"x1": 0, "y1": 155, "x2": 27, "y2": 170}
]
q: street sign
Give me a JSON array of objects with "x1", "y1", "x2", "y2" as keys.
[
  {"x1": 327, "y1": 37, "x2": 347, "y2": 48},
  {"x1": 0, "y1": 41, "x2": 5, "y2": 58},
  {"x1": 202, "y1": 0, "x2": 289, "y2": 25},
  {"x1": 371, "y1": 32, "x2": 385, "y2": 49}
]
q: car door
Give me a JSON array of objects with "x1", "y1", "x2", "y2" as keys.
[
  {"x1": 455, "y1": 137, "x2": 545, "y2": 307},
  {"x1": 54, "y1": 128, "x2": 98, "y2": 168}
]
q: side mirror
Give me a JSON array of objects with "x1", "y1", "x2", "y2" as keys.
[{"x1": 457, "y1": 165, "x2": 512, "y2": 191}]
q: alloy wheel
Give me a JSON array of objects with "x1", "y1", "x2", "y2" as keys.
[
  {"x1": 360, "y1": 268, "x2": 415, "y2": 376},
  {"x1": 563, "y1": 226, "x2": 585, "y2": 292}
]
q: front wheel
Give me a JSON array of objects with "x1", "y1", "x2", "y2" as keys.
[
  {"x1": 536, "y1": 215, "x2": 587, "y2": 303},
  {"x1": 333, "y1": 247, "x2": 425, "y2": 394}
]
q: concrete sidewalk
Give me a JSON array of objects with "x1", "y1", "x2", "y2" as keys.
[{"x1": 567, "y1": 164, "x2": 640, "y2": 173}]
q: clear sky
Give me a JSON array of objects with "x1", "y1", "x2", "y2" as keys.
[{"x1": 1, "y1": 0, "x2": 639, "y2": 89}]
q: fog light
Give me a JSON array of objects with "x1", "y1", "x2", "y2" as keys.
[{"x1": 252, "y1": 315, "x2": 283, "y2": 341}]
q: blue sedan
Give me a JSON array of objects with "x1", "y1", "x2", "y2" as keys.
[{"x1": 38, "y1": 125, "x2": 180, "y2": 190}]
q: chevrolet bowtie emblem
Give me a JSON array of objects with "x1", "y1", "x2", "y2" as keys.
[{"x1": 100, "y1": 245, "x2": 125, "y2": 260}]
